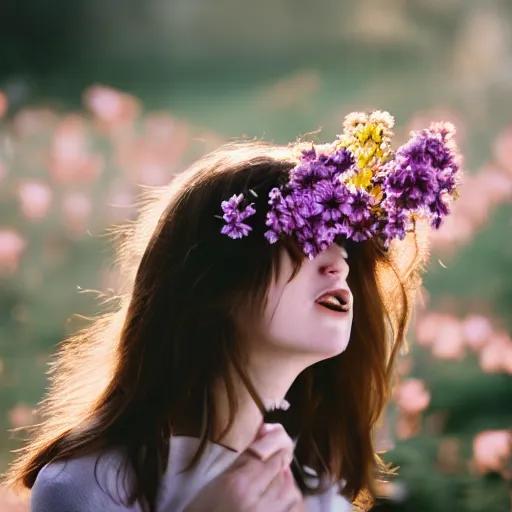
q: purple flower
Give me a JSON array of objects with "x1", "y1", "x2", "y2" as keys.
[
  {"x1": 221, "y1": 222, "x2": 252, "y2": 239},
  {"x1": 264, "y1": 229, "x2": 279, "y2": 244},
  {"x1": 436, "y1": 165, "x2": 458, "y2": 192},
  {"x1": 383, "y1": 161, "x2": 438, "y2": 210},
  {"x1": 350, "y1": 228, "x2": 373, "y2": 243},
  {"x1": 220, "y1": 193, "x2": 256, "y2": 239},
  {"x1": 301, "y1": 145, "x2": 317, "y2": 162},
  {"x1": 295, "y1": 226, "x2": 318, "y2": 259},
  {"x1": 425, "y1": 137, "x2": 448, "y2": 163},
  {"x1": 221, "y1": 194, "x2": 255, "y2": 220},
  {"x1": 428, "y1": 193, "x2": 451, "y2": 228},
  {"x1": 395, "y1": 127, "x2": 460, "y2": 196},
  {"x1": 289, "y1": 160, "x2": 333, "y2": 190},
  {"x1": 288, "y1": 190, "x2": 324, "y2": 228},
  {"x1": 343, "y1": 189, "x2": 374, "y2": 223},
  {"x1": 220, "y1": 193, "x2": 243, "y2": 216},
  {"x1": 348, "y1": 217, "x2": 379, "y2": 242},
  {"x1": 313, "y1": 221, "x2": 337, "y2": 253},
  {"x1": 302, "y1": 242, "x2": 318, "y2": 259},
  {"x1": 395, "y1": 136, "x2": 429, "y2": 165},
  {"x1": 381, "y1": 125, "x2": 461, "y2": 233},
  {"x1": 335, "y1": 218, "x2": 354, "y2": 239},
  {"x1": 266, "y1": 210, "x2": 284, "y2": 231},
  {"x1": 265, "y1": 205, "x2": 294, "y2": 234},
  {"x1": 396, "y1": 133, "x2": 450, "y2": 167},
  {"x1": 268, "y1": 187, "x2": 283, "y2": 207},
  {"x1": 380, "y1": 208, "x2": 408, "y2": 241},
  {"x1": 324, "y1": 147, "x2": 355, "y2": 174},
  {"x1": 265, "y1": 189, "x2": 297, "y2": 234},
  {"x1": 312, "y1": 180, "x2": 349, "y2": 222}
]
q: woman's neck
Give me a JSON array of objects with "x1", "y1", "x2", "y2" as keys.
[
  {"x1": 211, "y1": 353, "x2": 308, "y2": 452},
  {"x1": 173, "y1": 351, "x2": 311, "y2": 452},
  {"x1": 169, "y1": 382, "x2": 264, "y2": 452}
]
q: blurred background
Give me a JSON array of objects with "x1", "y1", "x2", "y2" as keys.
[{"x1": 0, "y1": 0, "x2": 512, "y2": 510}]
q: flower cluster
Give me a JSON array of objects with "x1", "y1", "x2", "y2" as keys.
[
  {"x1": 218, "y1": 111, "x2": 461, "y2": 258},
  {"x1": 220, "y1": 193, "x2": 256, "y2": 239},
  {"x1": 336, "y1": 110, "x2": 395, "y2": 189},
  {"x1": 263, "y1": 146, "x2": 379, "y2": 258},
  {"x1": 381, "y1": 122, "x2": 460, "y2": 230}
]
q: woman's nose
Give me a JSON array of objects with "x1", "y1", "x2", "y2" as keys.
[{"x1": 318, "y1": 244, "x2": 349, "y2": 279}]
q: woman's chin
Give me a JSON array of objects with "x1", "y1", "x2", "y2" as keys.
[
  {"x1": 277, "y1": 330, "x2": 352, "y2": 360},
  {"x1": 311, "y1": 325, "x2": 353, "y2": 358},
  {"x1": 319, "y1": 338, "x2": 351, "y2": 359},
  {"x1": 264, "y1": 318, "x2": 353, "y2": 359}
]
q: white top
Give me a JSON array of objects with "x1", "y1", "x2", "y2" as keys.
[{"x1": 31, "y1": 436, "x2": 352, "y2": 512}]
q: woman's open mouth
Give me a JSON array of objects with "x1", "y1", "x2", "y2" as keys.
[{"x1": 315, "y1": 289, "x2": 351, "y2": 313}]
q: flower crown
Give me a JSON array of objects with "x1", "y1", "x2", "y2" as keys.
[{"x1": 219, "y1": 111, "x2": 461, "y2": 259}]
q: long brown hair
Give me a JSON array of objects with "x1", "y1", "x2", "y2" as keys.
[{"x1": 4, "y1": 141, "x2": 427, "y2": 511}]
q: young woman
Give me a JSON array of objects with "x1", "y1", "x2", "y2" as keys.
[{"x1": 5, "y1": 111, "x2": 461, "y2": 511}]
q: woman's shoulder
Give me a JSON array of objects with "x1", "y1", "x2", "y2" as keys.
[{"x1": 31, "y1": 449, "x2": 142, "y2": 512}]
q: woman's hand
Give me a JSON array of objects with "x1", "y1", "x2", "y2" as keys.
[{"x1": 184, "y1": 423, "x2": 304, "y2": 512}]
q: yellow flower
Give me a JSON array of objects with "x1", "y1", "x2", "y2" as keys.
[
  {"x1": 335, "y1": 110, "x2": 396, "y2": 190},
  {"x1": 348, "y1": 168, "x2": 373, "y2": 189},
  {"x1": 369, "y1": 185, "x2": 383, "y2": 202},
  {"x1": 335, "y1": 135, "x2": 352, "y2": 150}
]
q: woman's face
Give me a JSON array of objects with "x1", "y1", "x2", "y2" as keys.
[{"x1": 260, "y1": 242, "x2": 353, "y2": 359}]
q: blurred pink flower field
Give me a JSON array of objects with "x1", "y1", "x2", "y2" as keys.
[{"x1": 0, "y1": 84, "x2": 511, "y2": 510}]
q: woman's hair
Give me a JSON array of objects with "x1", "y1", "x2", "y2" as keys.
[{"x1": 4, "y1": 141, "x2": 426, "y2": 511}]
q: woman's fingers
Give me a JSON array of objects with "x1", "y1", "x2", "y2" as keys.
[
  {"x1": 246, "y1": 423, "x2": 294, "y2": 462},
  {"x1": 224, "y1": 423, "x2": 294, "y2": 505},
  {"x1": 229, "y1": 448, "x2": 289, "y2": 502},
  {"x1": 256, "y1": 468, "x2": 303, "y2": 512},
  {"x1": 185, "y1": 423, "x2": 303, "y2": 512}
]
